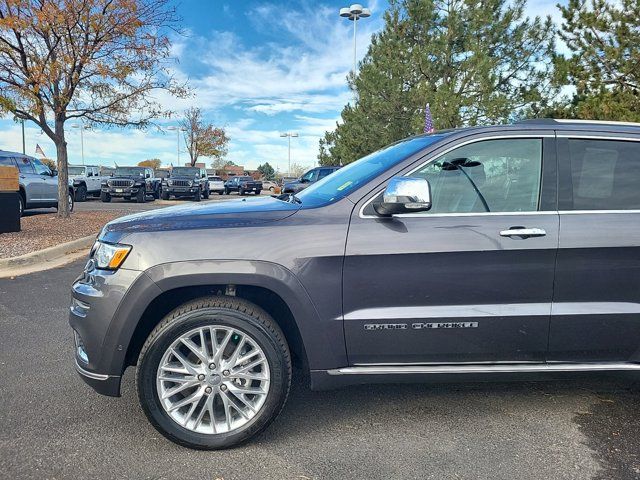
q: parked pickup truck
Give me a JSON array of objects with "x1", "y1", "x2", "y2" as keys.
[
  {"x1": 70, "y1": 119, "x2": 640, "y2": 450},
  {"x1": 224, "y1": 175, "x2": 262, "y2": 195},
  {"x1": 100, "y1": 166, "x2": 160, "y2": 203},
  {"x1": 69, "y1": 165, "x2": 108, "y2": 201},
  {"x1": 161, "y1": 166, "x2": 210, "y2": 201}
]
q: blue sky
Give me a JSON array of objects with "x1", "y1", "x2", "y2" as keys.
[{"x1": 0, "y1": 0, "x2": 564, "y2": 173}]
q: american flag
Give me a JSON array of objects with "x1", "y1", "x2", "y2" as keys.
[
  {"x1": 35, "y1": 144, "x2": 46, "y2": 157},
  {"x1": 424, "y1": 103, "x2": 435, "y2": 133}
]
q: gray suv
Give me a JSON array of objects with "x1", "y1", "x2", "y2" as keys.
[
  {"x1": 70, "y1": 120, "x2": 640, "y2": 449},
  {"x1": 0, "y1": 151, "x2": 74, "y2": 216}
]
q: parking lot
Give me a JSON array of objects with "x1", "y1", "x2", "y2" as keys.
[{"x1": 1, "y1": 260, "x2": 640, "y2": 479}]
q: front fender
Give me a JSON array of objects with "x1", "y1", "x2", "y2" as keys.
[{"x1": 102, "y1": 259, "x2": 347, "y2": 376}]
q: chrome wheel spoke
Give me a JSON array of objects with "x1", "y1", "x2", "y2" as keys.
[{"x1": 157, "y1": 324, "x2": 270, "y2": 435}]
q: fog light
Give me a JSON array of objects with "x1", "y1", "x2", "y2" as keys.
[
  {"x1": 74, "y1": 332, "x2": 89, "y2": 364},
  {"x1": 70, "y1": 297, "x2": 90, "y2": 317}
]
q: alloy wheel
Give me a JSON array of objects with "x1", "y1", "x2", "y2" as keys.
[{"x1": 156, "y1": 325, "x2": 270, "y2": 434}]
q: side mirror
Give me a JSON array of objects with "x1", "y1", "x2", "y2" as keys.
[
  {"x1": 51, "y1": 170, "x2": 58, "y2": 176},
  {"x1": 373, "y1": 177, "x2": 432, "y2": 216},
  {"x1": 145, "y1": 173, "x2": 150, "y2": 178}
]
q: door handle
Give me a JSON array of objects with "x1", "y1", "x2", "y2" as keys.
[{"x1": 499, "y1": 227, "x2": 546, "y2": 238}]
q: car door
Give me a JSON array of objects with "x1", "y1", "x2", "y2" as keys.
[
  {"x1": 14, "y1": 156, "x2": 40, "y2": 201},
  {"x1": 549, "y1": 133, "x2": 640, "y2": 363},
  {"x1": 343, "y1": 134, "x2": 559, "y2": 365}
]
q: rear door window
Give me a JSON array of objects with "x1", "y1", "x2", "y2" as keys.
[
  {"x1": 0, "y1": 157, "x2": 16, "y2": 167},
  {"x1": 564, "y1": 139, "x2": 640, "y2": 210}
]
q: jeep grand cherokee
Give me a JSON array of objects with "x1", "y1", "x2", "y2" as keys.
[{"x1": 70, "y1": 120, "x2": 640, "y2": 449}]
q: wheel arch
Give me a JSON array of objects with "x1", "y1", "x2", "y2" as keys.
[{"x1": 104, "y1": 260, "x2": 344, "y2": 380}]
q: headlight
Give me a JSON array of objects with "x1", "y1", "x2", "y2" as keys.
[
  {"x1": 93, "y1": 241, "x2": 132, "y2": 270},
  {"x1": 167, "y1": 179, "x2": 173, "y2": 185},
  {"x1": 188, "y1": 180, "x2": 193, "y2": 186}
]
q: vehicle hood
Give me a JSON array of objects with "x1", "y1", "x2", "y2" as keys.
[
  {"x1": 169, "y1": 175, "x2": 198, "y2": 180},
  {"x1": 101, "y1": 196, "x2": 301, "y2": 237}
]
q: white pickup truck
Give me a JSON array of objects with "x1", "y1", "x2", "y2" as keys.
[{"x1": 68, "y1": 165, "x2": 108, "y2": 201}]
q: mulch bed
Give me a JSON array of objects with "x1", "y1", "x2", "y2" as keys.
[{"x1": 0, "y1": 210, "x2": 128, "y2": 259}]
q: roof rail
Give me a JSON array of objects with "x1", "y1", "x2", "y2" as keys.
[{"x1": 516, "y1": 118, "x2": 640, "y2": 127}]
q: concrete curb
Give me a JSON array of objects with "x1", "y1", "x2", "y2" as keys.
[{"x1": 0, "y1": 234, "x2": 95, "y2": 271}]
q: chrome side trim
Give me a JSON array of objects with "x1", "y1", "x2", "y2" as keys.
[
  {"x1": 75, "y1": 360, "x2": 109, "y2": 381},
  {"x1": 358, "y1": 135, "x2": 552, "y2": 219},
  {"x1": 389, "y1": 210, "x2": 557, "y2": 219},
  {"x1": 556, "y1": 134, "x2": 640, "y2": 141},
  {"x1": 343, "y1": 302, "x2": 640, "y2": 321},
  {"x1": 559, "y1": 210, "x2": 640, "y2": 215},
  {"x1": 327, "y1": 363, "x2": 640, "y2": 376},
  {"x1": 554, "y1": 119, "x2": 640, "y2": 127}
]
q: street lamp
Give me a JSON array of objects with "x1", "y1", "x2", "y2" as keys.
[
  {"x1": 71, "y1": 123, "x2": 92, "y2": 165},
  {"x1": 167, "y1": 126, "x2": 186, "y2": 165},
  {"x1": 339, "y1": 4, "x2": 371, "y2": 75},
  {"x1": 280, "y1": 132, "x2": 298, "y2": 177}
]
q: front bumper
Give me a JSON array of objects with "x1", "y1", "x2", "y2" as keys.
[
  {"x1": 164, "y1": 186, "x2": 198, "y2": 196},
  {"x1": 69, "y1": 264, "x2": 152, "y2": 397},
  {"x1": 103, "y1": 187, "x2": 140, "y2": 197},
  {"x1": 74, "y1": 358, "x2": 122, "y2": 396}
]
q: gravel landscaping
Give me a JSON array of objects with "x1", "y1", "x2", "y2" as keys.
[{"x1": 0, "y1": 210, "x2": 128, "y2": 259}]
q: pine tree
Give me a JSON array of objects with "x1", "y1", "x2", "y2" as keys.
[
  {"x1": 556, "y1": 0, "x2": 640, "y2": 121},
  {"x1": 319, "y1": 0, "x2": 556, "y2": 165}
]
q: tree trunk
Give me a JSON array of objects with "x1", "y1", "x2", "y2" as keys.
[{"x1": 55, "y1": 117, "x2": 70, "y2": 218}]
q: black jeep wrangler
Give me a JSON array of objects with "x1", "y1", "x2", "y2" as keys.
[
  {"x1": 161, "y1": 166, "x2": 210, "y2": 201},
  {"x1": 100, "y1": 166, "x2": 160, "y2": 203}
]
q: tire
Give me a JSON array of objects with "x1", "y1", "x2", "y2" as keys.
[
  {"x1": 224, "y1": 188, "x2": 230, "y2": 195},
  {"x1": 153, "y1": 186, "x2": 160, "y2": 199},
  {"x1": 75, "y1": 184, "x2": 87, "y2": 202},
  {"x1": 136, "y1": 296, "x2": 291, "y2": 450},
  {"x1": 136, "y1": 188, "x2": 146, "y2": 203},
  {"x1": 18, "y1": 192, "x2": 25, "y2": 217},
  {"x1": 239, "y1": 188, "x2": 245, "y2": 196},
  {"x1": 218, "y1": 191, "x2": 224, "y2": 195},
  {"x1": 194, "y1": 187, "x2": 201, "y2": 202},
  {"x1": 203, "y1": 188, "x2": 210, "y2": 199},
  {"x1": 269, "y1": 187, "x2": 275, "y2": 192},
  {"x1": 100, "y1": 191, "x2": 111, "y2": 203},
  {"x1": 161, "y1": 190, "x2": 170, "y2": 200},
  {"x1": 68, "y1": 191, "x2": 74, "y2": 213}
]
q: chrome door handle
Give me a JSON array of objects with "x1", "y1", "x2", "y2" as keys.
[{"x1": 500, "y1": 227, "x2": 546, "y2": 238}]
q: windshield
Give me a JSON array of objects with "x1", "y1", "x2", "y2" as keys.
[
  {"x1": 115, "y1": 167, "x2": 144, "y2": 176},
  {"x1": 296, "y1": 134, "x2": 449, "y2": 207},
  {"x1": 172, "y1": 167, "x2": 199, "y2": 176},
  {"x1": 68, "y1": 167, "x2": 85, "y2": 175}
]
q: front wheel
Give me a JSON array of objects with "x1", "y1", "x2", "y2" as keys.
[
  {"x1": 100, "y1": 191, "x2": 111, "y2": 203},
  {"x1": 75, "y1": 185, "x2": 87, "y2": 202},
  {"x1": 194, "y1": 187, "x2": 201, "y2": 202},
  {"x1": 136, "y1": 297, "x2": 291, "y2": 450},
  {"x1": 136, "y1": 188, "x2": 146, "y2": 203},
  {"x1": 203, "y1": 188, "x2": 210, "y2": 199}
]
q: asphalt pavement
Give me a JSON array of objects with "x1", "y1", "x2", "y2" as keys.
[{"x1": 1, "y1": 261, "x2": 640, "y2": 479}]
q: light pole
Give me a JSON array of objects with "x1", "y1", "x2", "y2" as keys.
[
  {"x1": 71, "y1": 123, "x2": 91, "y2": 165},
  {"x1": 280, "y1": 132, "x2": 298, "y2": 177},
  {"x1": 167, "y1": 126, "x2": 186, "y2": 165},
  {"x1": 339, "y1": 4, "x2": 371, "y2": 75}
]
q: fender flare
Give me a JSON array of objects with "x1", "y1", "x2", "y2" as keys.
[{"x1": 100, "y1": 259, "x2": 347, "y2": 375}]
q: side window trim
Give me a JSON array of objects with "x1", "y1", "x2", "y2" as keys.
[{"x1": 358, "y1": 134, "x2": 556, "y2": 219}]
